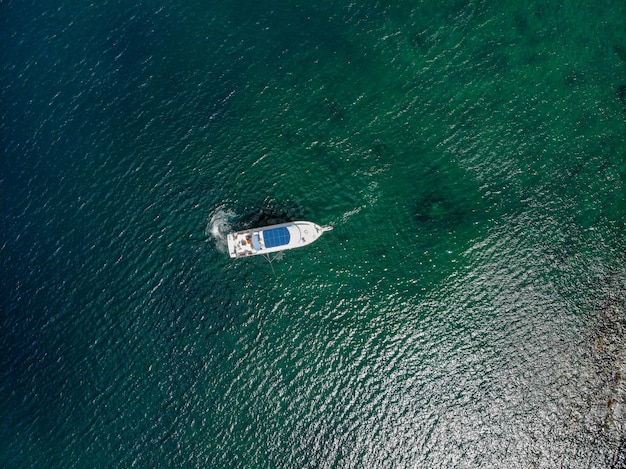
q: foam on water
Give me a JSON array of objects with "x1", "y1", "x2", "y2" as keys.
[{"x1": 206, "y1": 206, "x2": 236, "y2": 253}]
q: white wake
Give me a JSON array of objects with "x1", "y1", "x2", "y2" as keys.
[{"x1": 206, "y1": 206, "x2": 236, "y2": 253}]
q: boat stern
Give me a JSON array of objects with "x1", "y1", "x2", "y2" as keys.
[{"x1": 226, "y1": 233, "x2": 238, "y2": 258}]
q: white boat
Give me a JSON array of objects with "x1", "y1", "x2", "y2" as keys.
[{"x1": 227, "y1": 221, "x2": 332, "y2": 259}]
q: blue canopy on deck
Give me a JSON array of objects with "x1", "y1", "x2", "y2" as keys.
[{"x1": 263, "y1": 227, "x2": 290, "y2": 248}]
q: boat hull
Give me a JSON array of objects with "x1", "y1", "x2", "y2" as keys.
[{"x1": 227, "y1": 221, "x2": 331, "y2": 258}]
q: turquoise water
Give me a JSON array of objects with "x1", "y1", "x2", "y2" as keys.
[{"x1": 2, "y1": 1, "x2": 625, "y2": 467}]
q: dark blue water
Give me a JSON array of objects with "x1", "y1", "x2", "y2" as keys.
[{"x1": 2, "y1": 1, "x2": 625, "y2": 467}]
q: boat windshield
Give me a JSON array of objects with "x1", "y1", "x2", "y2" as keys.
[{"x1": 263, "y1": 227, "x2": 290, "y2": 248}]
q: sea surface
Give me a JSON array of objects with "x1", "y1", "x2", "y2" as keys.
[{"x1": 1, "y1": 1, "x2": 625, "y2": 467}]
